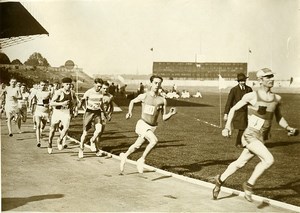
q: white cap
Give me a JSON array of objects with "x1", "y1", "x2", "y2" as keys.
[{"x1": 256, "y1": 68, "x2": 275, "y2": 78}]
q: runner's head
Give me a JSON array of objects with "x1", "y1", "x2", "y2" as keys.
[
  {"x1": 94, "y1": 78, "x2": 103, "y2": 92},
  {"x1": 257, "y1": 68, "x2": 275, "y2": 88},
  {"x1": 149, "y1": 75, "x2": 163, "y2": 93},
  {"x1": 61, "y1": 77, "x2": 72, "y2": 91},
  {"x1": 20, "y1": 83, "x2": 27, "y2": 92},
  {"x1": 39, "y1": 80, "x2": 48, "y2": 91},
  {"x1": 9, "y1": 78, "x2": 17, "y2": 87},
  {"x1": 101, "y1": 81, "x2": 110, "y2": 94}
]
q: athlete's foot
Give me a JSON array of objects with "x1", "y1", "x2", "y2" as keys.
[
  {"x1": 119, "y1": 153, "x2": 127, "y2": 172},
  {"x1": 9, "y1": 133, "x2": 13, "y2": 137},
  {"x1": 37, "y1": 142, "x2": 41, "y2": 147},
  {"x1": 78, "y1": 148, "x2": 84, "y2": 159},
  {"x1": 243, "y1": 182, "x2": 254, "y2": 202},
  {"x1": 63, "y1": 144, "x2": 68, "y2": 149},
  {"x1": 57, "y1": 138, "x2": 63, "y2": 150},
  {"x1": 89, "y1": 138, "x2": 97, "y2": 152},
  {"x1": 47, "y1": 143, "x2": 53, "y2": 154},
  {"x1": 96, "y1": 150, "x2": 104, "y2": 157},
  {"x1": 212, "y1": 174, "x2": 223, "y2": 200},
  {"x1": 136, "y1": 158, "x2": 145, "y2": 174}
]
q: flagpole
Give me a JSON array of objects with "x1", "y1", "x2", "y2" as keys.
[{"x1": 219, "y1": 67, "x2": 222, "y2": 128}]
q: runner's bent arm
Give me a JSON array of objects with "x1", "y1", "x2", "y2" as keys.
[
  {"x1": 162, "y1": 98, "x2": 176, "y2": 121},
  {"x1": 224, "y1": 92, "x2": 254, "y2": 131},
  {"x1": 126, "y1": 94, "x2": 145, "y2": 119}
]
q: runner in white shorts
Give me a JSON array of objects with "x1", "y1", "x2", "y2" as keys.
[
  {"x1": 78, "y1": 78, "x2": 107, "y2": 158},
  {"x1": 31, "y1": 80, "x2": 52, "y2": 147},
  {"x1": 48, "y1": 77, "x2": 77, "y2": 154},
  {"x1": 94, "y1": 81, "x2": 114, "y2": 157},
  {"x1": 1, "y1": 78, "x2": 22, "y2": 136},
  {"x1": 119, "y1": 75, "x2": 177, "y2": 173},
  {"x1": 18, "y1": 83, "x2": 30, "y2": 123},
  {"x1": 213, "y1": 68, "x2": 298, "y2": 202},
  {"x1": 29, "y1": 83, "x2": 39, "y2": 129}
]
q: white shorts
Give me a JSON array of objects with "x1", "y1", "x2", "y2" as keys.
[
  {"x1": 51, "y1": 109, "x2": 71, "y2": 129},
  {"x1": 34, "y1": 110, "x2": 50, "y2": 121},
  {"x1": 135, "y1": 119, "x2": 157, "y2": 138},
  {"x1": 5, "y1": 104, "x2": 19, "y2": 118}
]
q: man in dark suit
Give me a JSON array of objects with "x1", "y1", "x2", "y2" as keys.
[{"x1": 224, "y1": 73, "x2": 252, "y2": 148}]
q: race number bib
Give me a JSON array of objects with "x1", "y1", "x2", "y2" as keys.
[
  {"x1": 144, "y1": 104, "x2": 155, "y2": 115},
  {"x1": 248, "y1": 114, "x2": 265, "y2": 130}
]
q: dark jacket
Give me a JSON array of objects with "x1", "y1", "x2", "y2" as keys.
[{"x1": 224, "y1": 84, "x2": 252, "y2": 130}]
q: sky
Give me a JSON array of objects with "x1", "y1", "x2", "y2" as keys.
[{"x1": 2, "y1": 0, "x2": 300, "y2": 79}]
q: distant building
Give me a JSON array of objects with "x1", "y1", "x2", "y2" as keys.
[{"x1": 152, "y1": 62, "x2": 247, "y2": 80}]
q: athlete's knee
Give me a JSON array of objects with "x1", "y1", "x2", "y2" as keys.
[
  {"x1": 94, "y1": 124, "x2": 103, "y2": 134},
  {"x1": 230, "y1": 159, "x2": 247, "y2": 170},
  {"x1": 262, "y1": 155, "x2": 274, "y2": 168}
]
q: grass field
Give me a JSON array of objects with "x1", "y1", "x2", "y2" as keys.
[{"x1": 68, "y1": 91, "x2": 300, "y2": 207}]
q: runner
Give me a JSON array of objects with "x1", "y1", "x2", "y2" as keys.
[
  {"x1": 119, "y1": 75, "x2": 176, "y2": 173},
  {"x1": 29, "y1": 83, "x2": 39, "y2": 129},
  {"x1": 95, "y1": 81, "x2": 114, "y2": 157},
  {"x1": 48, "y1": 77, "x2": 77, "y2": 154},
  {"x1": 1, "y1": 78, "x2": 22, "y2": 136},
  {"x1": 18, "y1": 83, "x2": 30, "y2": 123},
  {"x1": 214, "y1": 68, "x2": 298, "y2": 202},
  {"x1": 78, "y1": 78, "x2": 106, "y2": 158},
  {"x1": 30, "y1": 80, "x2": 52, "y2": 147}
]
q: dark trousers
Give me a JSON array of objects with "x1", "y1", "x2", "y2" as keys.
[{"x1": 236, "y1": 130, "x2": 244, "y2": 147}]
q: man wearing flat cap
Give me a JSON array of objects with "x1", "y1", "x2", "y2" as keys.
[{"x1": 224, "y1": 73, "x2": 252, "y2": 148}]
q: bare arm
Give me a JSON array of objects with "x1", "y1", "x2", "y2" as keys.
[
  {"x1": 162, "y1": 98, "x2": 176, "y2": 121},
  {"x1": 126, "y1": 94, "x2": 145, "y2": 119}
]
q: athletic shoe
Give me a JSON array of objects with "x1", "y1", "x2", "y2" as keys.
[
  {"x1": 136, "y1": 158, "x2": 145, "y2": 174},
  {"x1": 212, "y1": 174, "x2": 223, "y2": 200},
  {"x1": 47, "y1": 147, "x2": 52, "y2": 154},
  {"x1": 243, "y1": 182, "x2": 253, "y2": 202},
  {"x1": 63, "y1": 144, "x2": 68, "y2": 149},
  {"x1": 9, "y1": 133, "x2": 13, "y2": 137},
  {"x1": 78, "y1": 148, "x2": 84, "y2": 158},
  {"x1": 37, "y1": 142, "x2": 41, "y2": 147},
  {"x1": 96, "y1": 150, "x2": 104, "y2": 157},
  {"x1": 119, "y1": 153, "x2": 127, "y2": 172},
  {"x1": 57, "y1": 138, "x2": 63, "y2": 150},
  {"x1": 89, "y1": 139, "x2": 96, "y2": 152}
]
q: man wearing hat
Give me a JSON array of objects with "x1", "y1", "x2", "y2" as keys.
[
  {"x1": 214, "y1": 68, "x2": 298, "y2": 202},
  {"x1": 224, "y1": 73, "x2": 252, "y2": 148}
]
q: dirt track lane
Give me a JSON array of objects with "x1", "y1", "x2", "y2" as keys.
[{"x1": 1, "y1": 118, "x2": 298, "y2": 212}]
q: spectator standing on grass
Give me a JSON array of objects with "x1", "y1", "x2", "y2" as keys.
[
  {"x1": 119, "y1": 75, "x2": 177, "y2": 174},
  {"x1": 1, "y1": 78, "x2": 22, "y2": 136},
  {"x1": 224, "y1": 73, "x2": 252, "y2": 148},
  {"x1": 78, "y1": 78, "x2": 107, "y2": 158},
  {"x1": 213, "y1": 68, "x2": 298, "y2": 202},
  {"x1": 48, "y1": 78, "x2": 77, "y2": 154},
  {"x1": 138, "y1": 82, "x2": 145, "y2": 95}
]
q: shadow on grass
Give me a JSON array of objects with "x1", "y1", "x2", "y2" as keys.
[
  {"x1": 2, "y1": 194, "x2": 64, "y2": 211},
  {"x1": 256, "y1": 179, "x2": 300, "y2": 201},
  {"x1": 265, "y1": 141, "x2": 300, "y2": 148},
  {"x1": 161, "y1": 159, "x2": 235, "y2": 174}
]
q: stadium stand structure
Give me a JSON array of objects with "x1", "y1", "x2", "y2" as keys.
[
  {"x1": 0, "y1": 2, "x2": 49, "y2": 49},
  {"x1": 153, "y1": 62, "x2": 247, "y2": 80}
]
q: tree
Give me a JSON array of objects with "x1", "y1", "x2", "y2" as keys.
[
  {"x1": 0, "y1": 52, "x2": 11, "y2": 64},
  {"x1": 24, "y1": 52, "x2": 50, "y2": 67},
  {"x1": 11, "y1": 59, "x2": 23, "y2": 65}
]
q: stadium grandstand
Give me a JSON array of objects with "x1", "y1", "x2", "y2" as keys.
[
  {"x1": 0, "y1": 2, "x2": 49, "y2": 49},
  {"x1": 152, "y1": 62, "x2": 247, "y2": 80}
]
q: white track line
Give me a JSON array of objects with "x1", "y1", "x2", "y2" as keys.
[
  {"x1": 66, "y1": 135, "x2": 300, "y2": 212},
  {"x1": 195, "y1": 118, "x2": 221, "y2": 128}
]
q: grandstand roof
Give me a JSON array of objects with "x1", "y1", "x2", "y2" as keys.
[{"x1": 0, "y1": 2, "x2": 49, "y2": 49}]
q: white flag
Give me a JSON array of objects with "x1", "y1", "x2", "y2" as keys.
[{"x1": 218, "y1": 74, "x2": 227, "y2": 90}]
